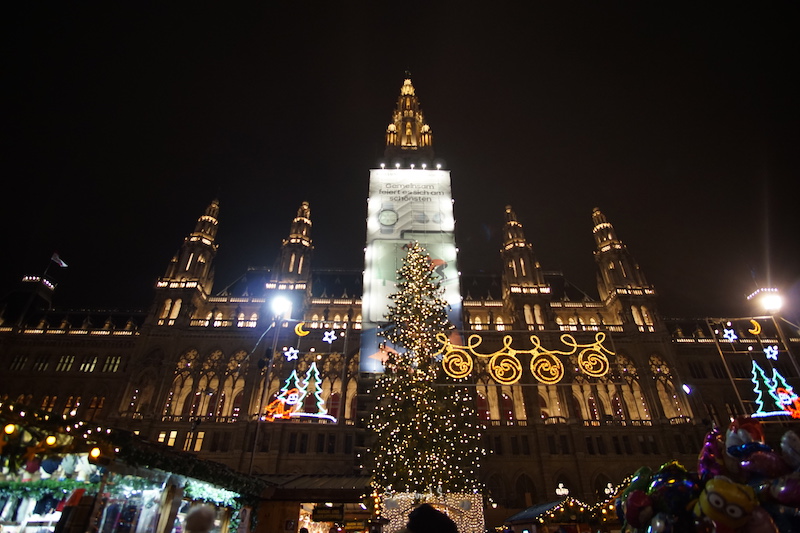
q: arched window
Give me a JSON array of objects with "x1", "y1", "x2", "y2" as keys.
[
  {"x1": 612, "y1": 395, "x2": 626, "y2": 420},
  {"x1": 298, "y1": 255, "x2": 304, "y2": 274},
  {"x1": 476, "y1": 393, "x2": 490, "y2": 421},
  {"x1": 501, "y1": 393, "x2": 514, "y2": 421},
  {"x1": 631, "y1": 306, "x2": 643, "y2": 326},
  {"x1": 328, "y1": 392, "x2": 341, "y2": 419},
  {"x1": 523, "y1": 304, "x2": 534, "y2": 325},
  {"x1": 514, "y1": 474, "x2": 536, "y2": 508},
  {"x1": 571, "y1": 394, "x2": 583, "y2": 420},
  {"x1": 588, "y1": 396, "x2": 600, "y2": 421},
  {"x1": 539, "y1": 394, "x2": 549, "y2": 419},
  {"x1": 519, "y1": 258, "x2": 527, "y2": 277},
  {"x1": 474, "y1": 316, "x2": 483, "y2": 331},
  {"x1": 169, "y1": 299, "x2": 182, "y2": 320},
  {"x1": 534, "y1": 304, "x2": 544, "y2": 324},
  {"x1": 231, "y1": 391, "x2": 243, "y2": 419},
  {"x1": 160, "y1": 299, "x2": 172, "y2": 319},
  {"x1": 85, "y1": 396, "x2": 105, "y2": 421}
]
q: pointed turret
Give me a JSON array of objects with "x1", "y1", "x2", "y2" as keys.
[
  {"x1": 383, "y1": 73, "x2": 434, "y2": 166},
  {"x1": 592, "y1": 207, "x2": 658, "y2": 330},
  {"x1": 151, "y1": 199, "x2": 220, "y2": 326},
  {"x1": 501, "y1": 206, "x2": 552, "y2": 329},
  {"x1": 272, "y1": 201, "x2": 313, "y2": 283}
]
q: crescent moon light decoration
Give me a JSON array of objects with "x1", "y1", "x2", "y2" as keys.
[
  {"x1": 748, "y1": 319, "x2": 762, "y2": 336},
  {"x1": 294, "y1": 322, "x2": 310, "y2": 337}
]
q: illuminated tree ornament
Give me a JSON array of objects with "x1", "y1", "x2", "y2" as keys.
[
  {"x1": 750, "y1": 360, "x2": 800, "y2": 418},
  {"x1": 264, "y1": 363, "x2": 337, "y2": 422},
  {"x1": 322, "y1": 330, "x2": 337, "y2": 344},
  {"x1": 283, "y1": 346, "x2": 299, "y2": 361}
]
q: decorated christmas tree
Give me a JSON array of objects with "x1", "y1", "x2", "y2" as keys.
[{"x1": 368, "y1": 241, "x2": 484, "y2": 495}]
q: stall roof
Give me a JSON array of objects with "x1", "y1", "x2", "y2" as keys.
[
  {"x1": 258, "y1": 474, "x2": 372, "y2": 502},
  {"x1": 505, "y1": 500, "x2": 563, "y2": 523}
]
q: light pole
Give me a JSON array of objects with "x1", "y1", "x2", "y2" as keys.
[
  {"x1": 748, "y1": 287, "x2": 800, "y2": 377},
  {"x1": 248, "y1": 294, "x2": 292, "y2": 475}
]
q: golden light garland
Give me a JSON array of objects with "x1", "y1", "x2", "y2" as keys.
[{"x1": 435, "y1": 332, "x2": 613, "y2": 384}]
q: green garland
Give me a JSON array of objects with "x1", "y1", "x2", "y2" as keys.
[{"x1": 0, "y1": 478, "x2": 97, "y2": 500}]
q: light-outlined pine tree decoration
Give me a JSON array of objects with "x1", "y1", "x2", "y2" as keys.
[
  {"x1": 769, "y1": 367, "x2": 800, "y2": 418},
  {"x1": 301, "y1": 362, "x2": 327, "y2": 416},
  {"x1": 751, "y1": 360, "x2": 772, "y2": 415}
]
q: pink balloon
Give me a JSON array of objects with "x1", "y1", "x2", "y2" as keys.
[{"x1": 743, "y1": 507, "x2": 779, "y2": 533}]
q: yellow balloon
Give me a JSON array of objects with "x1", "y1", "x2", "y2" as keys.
[
  {"x1": 294, "y1": 322, "x2": 310, "y2": 337},
  {"x1": 748, "y1": 319, "x2": 761, "y2": 335}
]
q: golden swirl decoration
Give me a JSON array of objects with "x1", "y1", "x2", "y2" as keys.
[
  {"x1": 488, "y1": 353, "x2": 523, "y2": 385},
  {"x1": 442, "y1": 349, "x2": 473, "y2": 379},
  {"x1": 435, "y1": 331, "x2": 613, "y2": 384},
  {"x1": 530, "y1": 353, "x2": 564, "y2": 384}
]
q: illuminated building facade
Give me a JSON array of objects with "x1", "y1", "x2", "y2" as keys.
[{"x1": 1, "y1": 75, "x2": 798, "y2": 530}]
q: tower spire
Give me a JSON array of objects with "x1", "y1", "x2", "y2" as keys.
[
  {"x1": 152, "y1": 199, "x2": 219, "y2": 326},
  {"x1": 501, "y1": 206, "x2": 551, "y2": 329},
  {"x1": 272, "y1": 201, "x2": 313, "y2": 283},
  {"x1": 383, "y1": 73, "x2": 434, "y2": 166},
  {"x1": 592, "y1": 207, "x2": 659, "y2": 330}
]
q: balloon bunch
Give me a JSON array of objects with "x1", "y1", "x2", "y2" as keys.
[{"x1": 617, "y1": 416, "x2": 800, "y2": 532}]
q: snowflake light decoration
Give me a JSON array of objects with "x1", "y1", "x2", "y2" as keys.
[
  {"x1": 764, "y1": 345, "x2": 779, "y2": 361},
  {"x1": 322, "y1": 330, "x2": 338, "y2": 344},
  {"x1": 283, "y1": 347, "x2": 299, "y2": 361},
  {"x1": 722, "y1": 328, "x2": 738, "y2": 342}
]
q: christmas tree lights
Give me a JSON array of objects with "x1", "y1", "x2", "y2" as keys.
[{"x1": 367, "y1": 242, "x2": 485, "y2": 524}]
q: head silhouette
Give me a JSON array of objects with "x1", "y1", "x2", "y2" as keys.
[{"x1": 407, "y1": 503, "x2": 458, "y2": 533}]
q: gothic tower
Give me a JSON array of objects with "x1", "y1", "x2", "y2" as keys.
[
  {"x1": 500, "y1": 205, "x2": 552, "y2": 329},
  {"x1": 150, "y1": 199, "x2": 219, "y2": 326},
  {"x1": 271, "y1": 201, "x2": 313, "y2": 284},
  {"x1": 592, "y1": 207, "x2": 659, "y2": 330},
  {"x1": 383, "y1": 73, "x2": 434, "y2": 167}
]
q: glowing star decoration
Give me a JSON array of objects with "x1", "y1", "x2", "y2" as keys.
[
  {"x1": 750, "y1": 360, "x2": 800, "y2": 419},
  {"x1": 283, "y1": 347, "x2": 299, "y2": 361},
  {"x1": 764, "y1": 345, "x2": 779, "y2": 360},
  {"x1": 322, "y1": 330, "x2": 338, "y2": 344},
  {"x1": 722, "y1": 328, "x2": 738, "y2": 342}
]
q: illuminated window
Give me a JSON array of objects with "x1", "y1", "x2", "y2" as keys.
[
  {"x1": 40, "y1": 396, "x2": 57, "y2": 412},
  {"x1": 103, "y1": 356, "x2": 122, "y2": 372},
  {"x1": 519, "y1": 258, "x2": 526, "y2": 277},
  {"x1": 298, "y1": 255, "x2": 304, "y2": 274},
  {"x1": 85, "y1": 396, "x2": 105, "y2": 421},
  {"x1": 476, "y1": 393, "x2": 490, "y2": 421},
  {"x1": 523, "y1": 304, "x2": 534, "y2": 325},
  {"x1": 501, "y1": 393, "x2": 514, "y2": 421},
  {"x1": 55, "y1": 355, "x2": 75, "y2": 372},
  {"x1": 231, "y1": 391, "x2": 243, "y2": 419},
  {"x1": 289, "y1": 253, "x2": 296, "y2": 272},
  {"x1": 169, "y1": 299, "x2": 182, "y2": 320},
  {"x1": 474, "y1": 316, "x2": 482, "y2": 330},
  {"x1": 63, "y1": 396, "x2": 81, "y2": 417},
  {"x1": 184, "y1": 431, "x2": 205, "y2": 452},
  {"x1": 9, "y1": 355, "x2": 27, "y2": 371},
  {"x1": 160, "y1": 299, "x2": 172, "y2": 319},
  {"x1": 328, "y1": 392, "x2": 341, "y2": 419},
  {"x1": 186, "y1": 253, "x2": 194, "y2": 271},
  {"x1": 158, "y1": 430, "x2": 178, "y2": 447},
  {"x1": 79, "y1": 356, "x2": 98, "y2": 373}
]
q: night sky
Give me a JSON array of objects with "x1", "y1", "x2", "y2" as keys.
[{"x1": 3, "y1": 4, "x2": 799, "y2": 321}]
